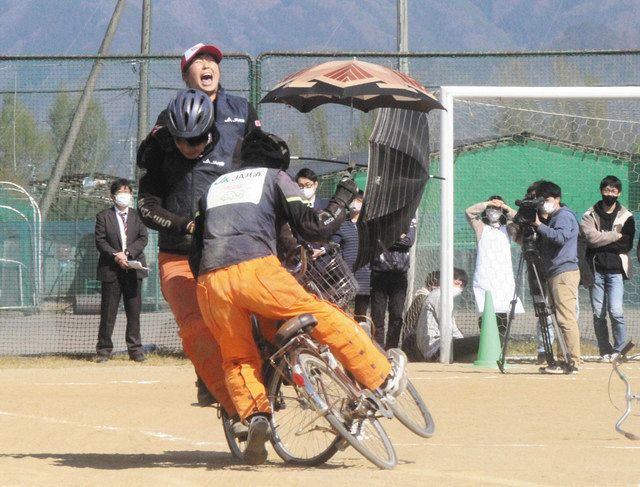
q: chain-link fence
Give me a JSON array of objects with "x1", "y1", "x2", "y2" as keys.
[{"x1": 2, "y1": 50, "x2": 640, "y2": 356}]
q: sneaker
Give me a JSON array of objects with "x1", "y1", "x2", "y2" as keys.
[
  {"x1": 536, "y1": 352, "x2": 547, "y2": 365},
  {"x1": 130, "y1": 354, "x2": 147, "y2": 363},
  {"x1": 243, "y1": 415, "x2": 270, "y2": 465},
  {"x1": 566, "y1": 366, "x2": 579, "y2": 374},
  {"x1": 383, "y1": 348, "x2": 408, "y2": 397},
  {"x1": 230, "y1": 416, "x2": 249, "y2": 442},
  {"x1": 610, "y1": 353, "x2": 620, "y2": 363},
  {"x1": 599, "y1": 354, "x2": 612, "y2": 363},
  {"x1": 95, "y1": 355, "x2": 110, "y2": 363},
  {"x1": 539, "y1": 365, "x2": 565, "y2": 374},
  {"x1": 195, "y1": 378, "x2": 217, "y2": 407}
]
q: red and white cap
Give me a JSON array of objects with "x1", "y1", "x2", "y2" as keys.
[{"x1": 180, "y1": 43, "x2": 223, "y2": 71}]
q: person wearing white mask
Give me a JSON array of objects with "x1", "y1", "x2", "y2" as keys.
[
  {"x1": 295, "y1": 168, "x2": 329, "y2": 211},
  {"x1": 466, "y1": 196, "x2": 523, "y2": 339},
  {"x1": 532, "y1": 180, "x2": 580, "y2": 374},
  {"x1": 95, "y1": 179, "x2": 148, "y2": 363},
  {"x1": 414, "y1": 268, "x2": 480, "y2": 361},
  {"x1": 330, "y1": 190, "x2": 371, "y2": 319}
]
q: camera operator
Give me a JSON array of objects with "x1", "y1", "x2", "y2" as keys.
[{"x1": 530, "y1": 180, "x2": 581, "y2": 373}]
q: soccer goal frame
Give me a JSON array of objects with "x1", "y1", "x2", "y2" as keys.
[{"x1": 437, "y1": 86, "x2": 640, "y2": 364}]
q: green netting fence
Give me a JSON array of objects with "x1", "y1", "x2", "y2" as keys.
[{"x1": 2, "y1": 50, "x2": 640, "y2": 356}]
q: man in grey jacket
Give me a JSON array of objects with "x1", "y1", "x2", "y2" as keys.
[
  {"x1": 532, "y1": 180, "x2": 580, "y2": 373},
  {"x1": 580, "y1": 175, "x2": 635, "y2": 361}
]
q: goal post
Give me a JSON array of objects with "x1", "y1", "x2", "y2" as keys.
[{"x1": 437, "y1": 86, "x2": 640, "y2": 364}]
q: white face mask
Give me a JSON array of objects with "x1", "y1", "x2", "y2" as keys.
[
  {"x1": 452, "y1": 286, "x2": 463, "y2": 298},
  {"x1": 542, "y1": 201, "x2": 556, "y2": 214},
  {"x1": 301, "y1": 187, "x2": 316, "y2": 200},
  {"x1": 349, "y1": 200, "x2": 362, "y2": 212},
  {"x1": 114, "y1": 192, "x2": 132, "y2": 208}
]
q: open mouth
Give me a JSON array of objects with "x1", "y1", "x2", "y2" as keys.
[{"x1": 200, "y1": 72, "x2": 213, "y2": 84}]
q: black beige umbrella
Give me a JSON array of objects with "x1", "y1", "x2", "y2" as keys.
[{"x1": 260, "y1": 59, "x2": 444, "y2": 114}]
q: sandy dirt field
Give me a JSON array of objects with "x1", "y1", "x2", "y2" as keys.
[{"x1": 0, "y1": 359, "x2": 639, "y2": 487}]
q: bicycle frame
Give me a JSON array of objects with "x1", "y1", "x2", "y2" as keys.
[
  {"x1": 268, "y1": 332, "x2": 394, "y2": 420},
  {"x1": 612, "y1": 341, "x2": 640, "y2": 441}
]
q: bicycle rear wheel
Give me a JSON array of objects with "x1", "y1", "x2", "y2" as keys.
[
  {"x1": 298, "y1": 352, "x2": 397, "y2": 469},
  {"x1": 388, "y1": 379, "x2": 435, "y2": 438},
  {"x1": 267, "y1": 361, "x2": 342, "y2": 466}
]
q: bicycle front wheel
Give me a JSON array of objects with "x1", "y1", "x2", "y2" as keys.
[
  {"x1": 389, "y1": 379, "x2": 435, "y2": 438},
  {"x1": 221, "y1": 409, "x2": 245, "y2": 460},
  {"x1": 298, "y1": 352, "x2": 397, "y2": 469},
  {"x1": 267, "y1": 360, "x2": 342, "y2": 466}
]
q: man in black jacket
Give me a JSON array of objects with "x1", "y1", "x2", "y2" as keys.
[
  {"x1": 137, "y1": 42, "x2": 260, "y2": 409},
  {"x1": 370, "y1": 217, "x2": 417, "y2": 349},
  {"x1": 95, "y1": 179, "x2": 148, "y2": 363}
]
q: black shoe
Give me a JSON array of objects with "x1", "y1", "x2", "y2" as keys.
[
  {"x1": 95, "y1": 355, "x2": 110, "y2": 363},
  {"x1": 196, "y1": 378, "x2": 217, "y2": 407},
  {"x1": 243, "y1": 415, "x2": 270, "y2": 465},
  {"x1": 130, "y1": 354, "x2": 147, "y2": 363}
]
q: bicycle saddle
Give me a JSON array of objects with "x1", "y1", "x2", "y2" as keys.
[{"x1": 274, "y1": 314, "x2": 318, "y2": 347}]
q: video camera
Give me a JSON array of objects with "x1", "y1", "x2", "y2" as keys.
[{"x1": 513, "y1": 195, "x2": 544, "y2": 226}]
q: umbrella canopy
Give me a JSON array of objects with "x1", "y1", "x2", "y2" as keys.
[
  {"x1": 355, "y1": 107, "x2": 431, "y2": 270},
  {"x1": 260, "y1": 59, "x2": 444, "y2": 113}
]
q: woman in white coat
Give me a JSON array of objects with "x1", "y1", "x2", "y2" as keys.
[{"x1": 466, "y1": 196, "x2": 524, "y2": 337}]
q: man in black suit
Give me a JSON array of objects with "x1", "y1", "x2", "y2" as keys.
[{"x1": 95, "y1": 178, "x2": 149, "y2": 363}]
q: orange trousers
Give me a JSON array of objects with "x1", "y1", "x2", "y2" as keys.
[
  {"x1": 196, "y1": 255, "x2": 391, "y2": 422},
  {"x1": 158, "y1": 252, "x2": 237, "y2": 415}
]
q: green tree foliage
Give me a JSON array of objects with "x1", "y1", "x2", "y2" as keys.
[
  {"x1": 48, "y1": 89, "x2": 110, "y2": 176},
  {"x1": 305, "y1": 108, "x2": 335, "y2": 158},
  {"x1": 0, "y1": 94, "x2": 51, "y2": 185},
  {"x1": 350, "y1": 110, "x2": 377, "y2": 152}
]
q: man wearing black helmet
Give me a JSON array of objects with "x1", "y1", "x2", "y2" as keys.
[
  {"x1": 137, "y1": 41, "x2": 259, "y2": 413},
  {"x1": 193, "y1": 129, "x2": 408, "y2": 465}
]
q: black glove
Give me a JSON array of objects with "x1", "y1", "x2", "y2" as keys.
[{"x1": 332, "y1": 177, "x2": 359, "y2": 208}]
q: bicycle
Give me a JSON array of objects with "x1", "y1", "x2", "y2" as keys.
[
  {"x1": 221, "y1": 243, "x2": 434, "y2": 467},
  {"x1": 610, "y1": 341, "x2": 640, "y2": 440}
]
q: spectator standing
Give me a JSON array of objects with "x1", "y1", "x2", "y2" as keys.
[
  {"x1": 296, "y1": 168, "x2": 329, "y2": 211},
  {"x1": 580, "y1": 175, "x2": 635, "y2": 361},
  {"x1": 533, "y1": 181, "x2": 580, "y2": 373},
  {"x1": 95, "y1": 179, "x2": 148, "y2": 363},
  {"x1": 466, "y1": 196, "x2": 524, "y2": 337},
  {"x1": 370, "y1": 217, "x2": 417, "y2": 349},
  {"x1": 330, "y1": 189, "x2": 371, "y2": 319}
]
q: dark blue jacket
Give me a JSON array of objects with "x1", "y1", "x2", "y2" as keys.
[
  {"x1": 331, "y1": 219, "x2": 371, "y2": 294},
  {"x1": 137, "y1": 88, "x2": 255, "y2": 253},
  {"x1": 537, "y1": 206, "x2": 579, "y2": 278}
]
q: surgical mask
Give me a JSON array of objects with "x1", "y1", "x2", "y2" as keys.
[
  {"x1": 114, "y1": 192, "x2": 132, "y2": 208},
  {"x1": 301, "y1": 187, "x2": 316, "y2": 200},
  {"x1": 349, "y1": 200, "x2": 362, "y2": 212},
  {"x1": 452, "y1": 286, "x2": 463, "y2": 298},
  {"x1": 485, "y1": 209, "x2": 502, "y2": 224},
  {"x1": 542, "y1": 201, "x2": 556, "y2": 214},
  {"x1": 602, "y1": 195, "x2": 618, "y2": 206}
]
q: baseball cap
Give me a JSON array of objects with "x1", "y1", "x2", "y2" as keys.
[{"x1": 180, "y1": 43, "x2": 223, "y2": 72}]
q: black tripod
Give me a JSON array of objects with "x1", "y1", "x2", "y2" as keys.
[{"x1": 497, "y1": 230, "x2": 573, "y2": 373}]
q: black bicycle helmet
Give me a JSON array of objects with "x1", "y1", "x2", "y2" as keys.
[
  {"x1": 166, "y1": 89, "x2": 214, "y2": 138},
  {"x1": 240, "y1": 129, "x2": 290, "y2": 171}
]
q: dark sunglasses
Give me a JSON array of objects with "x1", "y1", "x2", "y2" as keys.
[{"x1": 177, "y1": 133, "x2": 209, "y2": 147}]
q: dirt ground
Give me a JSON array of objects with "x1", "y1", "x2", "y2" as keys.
[{"x1": 0, "y1": 359, "x2": 639, "y2": 487}]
